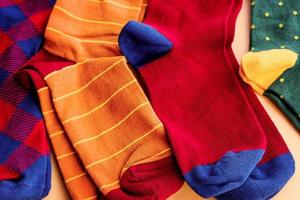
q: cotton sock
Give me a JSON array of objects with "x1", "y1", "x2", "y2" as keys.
[
  {"x1": 219, "y1": 3, "x2": 299, "y2": 197},
  {"x1": 215, "y1": 1, "x2": 295, "y2": 197},
  {"x1": 119, "y1": 1, "x2": 296, "y2": 198},
  {"x1": 18, "y1": 50, "x2": 100, "y2": 200},
  {"x1": 118, "y1": 0, "x2": 269, "y2": 198},
  {"x1": 240, "y1": 0, "x2": 300, "y2": 131},
  {"x1": 16, "y1": 0, "x2": 184, "y2": 199},
  {"x1": 0, "y1": 0, "x2": 53, "y2": 199}
]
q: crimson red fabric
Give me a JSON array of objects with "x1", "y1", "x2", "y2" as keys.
[
  {"x1": 106, "y1": 156, "x2": 183, "y2": 200},
  {"x1": 221, "y1": 0, "x2": 291, "y2": 163},
  {"x1": 118, "y1": 0, "x2": 294, "y2": 198},
  {"x1": 137, "y1": 0, "x2": 266, "y2": 172},
  {"x1": 15, "y1": 49, "x2": 74, "y2": 92},
  {"x1": 225, "y1": 29, "x2": 291, "y2": 164},
  {"x1": 20, "y1": 49, "x2": 75, "y2": 80}
]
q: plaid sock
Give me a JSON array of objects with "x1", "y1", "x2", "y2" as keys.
[{"x1": 0, "y1": 0, "x2": 54, "y2": 199}]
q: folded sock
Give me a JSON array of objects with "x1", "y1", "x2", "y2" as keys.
[
  {"x1": 0, "y1": 0, "x2": 54, "y2": 199},
  {"x1": 118, "y1": 0, "x2": 269, "y2": 198},
  {"x1": 16, "y1": 0, "x2": 184, "y2": 199}
]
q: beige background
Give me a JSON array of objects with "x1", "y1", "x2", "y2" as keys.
[{"x1": 44, "y1": 0, "x2": 300, "y2": 199}]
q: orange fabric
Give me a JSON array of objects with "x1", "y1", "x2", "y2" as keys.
[
  {"x1": 42, "y1": 57, "x2": 173, "y2": 195},
  {"x1": 24, "y1": 0, "x2": 182, "y2": 199},
  {"x1": 37, "y1": 88, "x2": 99, "y2": 200},
  {"x1": 44, "y1": 0, "x2": 145, "y2": 62}
]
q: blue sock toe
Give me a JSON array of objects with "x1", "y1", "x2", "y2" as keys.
[
  {"x1": 118, "y1": 20, "x2": 173, "y2": 68},
  {"x1": 0, "y1": 155, "x2": 50, "y2": 200},
  {"x1": 184, "y1": 149, "x2": 265, "y2": 198},
  {"x1": 217, "y1": 153, "x2": 295, "y2": 200}
]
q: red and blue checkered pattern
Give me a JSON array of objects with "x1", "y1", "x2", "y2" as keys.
[{"x1": 0, "y1": 1, "x2": 54, "y2": 198}]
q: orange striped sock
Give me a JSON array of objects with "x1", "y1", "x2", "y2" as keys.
[{"x1": 18, "y1": 51, "x2": 99, "y2": 200}]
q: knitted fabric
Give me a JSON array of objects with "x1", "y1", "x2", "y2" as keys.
[
  {"x1": 241, "y1": 0, "x2": 300, "y2": 130},
  {"x1": 17, "y1": 0, "x2": 183, "y2": 199},
  {"x1": 0, "y1": 0, "x2": 54, "y2": 199}
]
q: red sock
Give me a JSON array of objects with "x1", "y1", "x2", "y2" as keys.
[
  {"x1": 215, "y1": 14, "x2": 295, "y2": 198},
  {"x1": 119, "y1": 0, "x2": 268, "y2": 198}
]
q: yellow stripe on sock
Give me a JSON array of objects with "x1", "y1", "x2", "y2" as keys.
[
  {"x1": 84, "y1": 196, "x2": 98, "y2": 200},
  {"x1": 37, "y1": 87, "x2": 49, "y2": 93},
  {"x1": 57, "y1": 152, "x2": 76, "y2": 160},
  {"x1": 44, "y1": 59, "x2": 95, "y2": 80},
  {"x1": 54, "y1": 5, "x2": 124, "y2": 26},
  {"x1": 44, "y1": 57, "x2": 125, "y2": 80},
  {"x1": 49, "y1": 131, "x2": 64, "y2": 138},
  {"x1": 46, "y1": 27, "x2": 119, "y2": 45},
  {"x1": 53, "y1": 59, "x2": 125, "y2": 102},
  {"x1": 65, "y1": 173, "x2": 87, "y2": 183},
  {"x1": 62, "y1": 80, "x2": 137, "y2": 124},
  {"x1": 99, "y1": 180, "x2": 120, "y2": 191},
  {"x1": 88, "y1": 0, "x2": 141, "y2": 10},
  {"x1": 42, "y1": 109, "x2": 55, "y2": 115},
  {"x1": 85, "y1": 123, "x2": 163, "y2": 168},
  {"x1": 121, "y1": 148, "x2": 171, "y2": 173},
  {"x1": 73, "y1": 101, "x2": 150, "y2": 146}
]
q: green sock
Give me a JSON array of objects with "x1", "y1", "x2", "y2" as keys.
[{"x1": 241, "y1": 0, "x2": 300, "y2": 130}]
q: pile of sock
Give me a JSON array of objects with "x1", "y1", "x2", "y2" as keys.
[
  {"x1": 0, "y1": 0, "x2": 297, "y2": 200},
  {"x1": 17, "y1": 0, "x2": 183, "y2": 199}
]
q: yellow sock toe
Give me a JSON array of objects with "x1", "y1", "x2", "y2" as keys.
[{"x1": 240, "y1": 49, "x2": 298, "y2": 94}]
